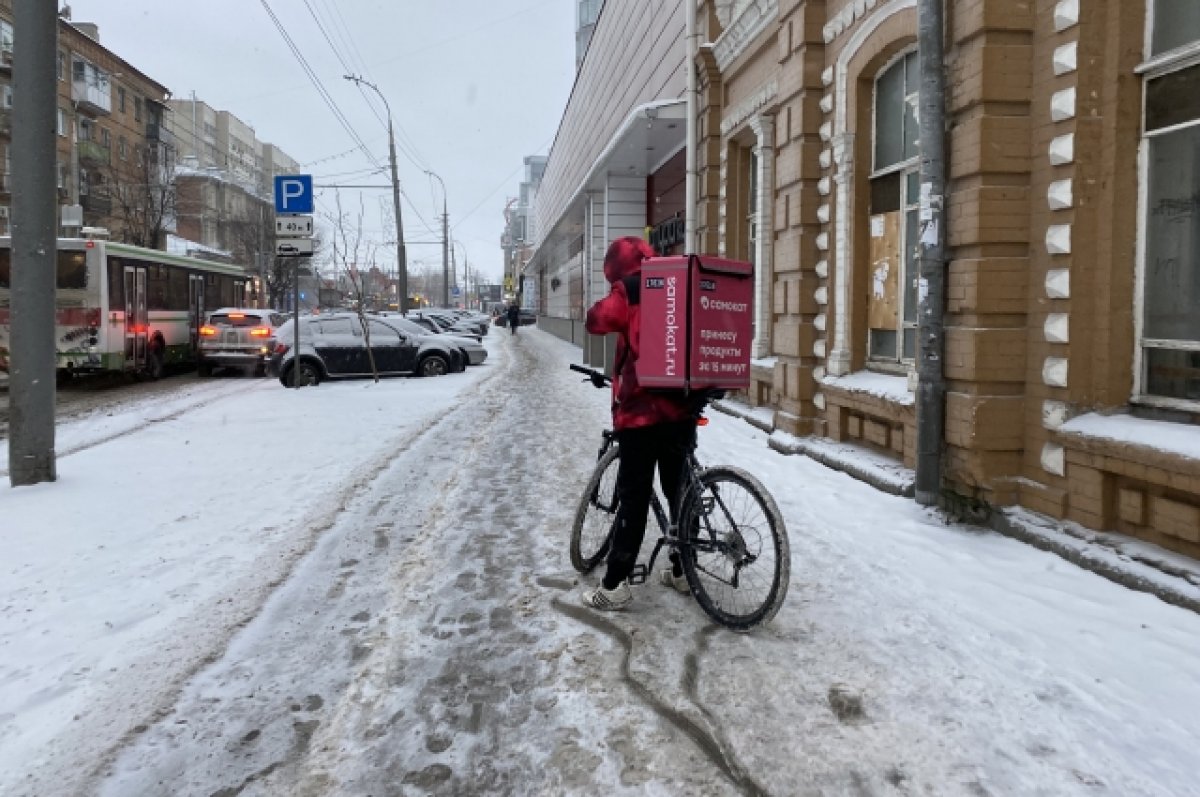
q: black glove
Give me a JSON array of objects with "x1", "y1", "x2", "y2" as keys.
[{"x1": 590, "y1": 374, "x2": 608, "y2": 389}]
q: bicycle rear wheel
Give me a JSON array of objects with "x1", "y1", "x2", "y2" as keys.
[
  {"x1": 678, "y1": 466, "x2": 789, "y2": 630},
  {"x1": 570, "y1": 446, "x2": 621, "y2": 573}
]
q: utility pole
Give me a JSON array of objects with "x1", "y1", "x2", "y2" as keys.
[
  {"x1": 425, "y1": 170, "x2": 449, "y2": 307},
  {"x1": 9, "y1": 0, "x2": 58, "y2": 486},
  {"x1": 343, "y1": 75, "x2": 407, "y2": 313},
  {"x1": 915, "y1": 0, "x2": 947, "y2": 506}
]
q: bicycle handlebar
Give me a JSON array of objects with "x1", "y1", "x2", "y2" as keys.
[{"x1": 570, "y1": 363, "x2": 611, "y2": 388}]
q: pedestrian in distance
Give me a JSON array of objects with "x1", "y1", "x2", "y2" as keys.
[
  {"x1": 580, "y1": 236, "x2": 696, "y2": 611},
  {"x1": 506, "y1": 303, "x2": 521, "y2": 335}
]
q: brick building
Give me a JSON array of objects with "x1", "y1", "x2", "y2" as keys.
[
  {"x1": 0, "y1": 3, "x2": 173, "y2": 244},
  {"x1": 529, "y1": 0, "x2": 1200, "y2": 558}
]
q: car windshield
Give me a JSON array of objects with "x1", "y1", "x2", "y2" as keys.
[{"x1": 208, "y1": 313, "x2": 264, "y2": 327}]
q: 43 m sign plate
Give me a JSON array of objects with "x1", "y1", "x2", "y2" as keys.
[{"x1": 275, "y1": 216, "x2": 314, "y2": 237}]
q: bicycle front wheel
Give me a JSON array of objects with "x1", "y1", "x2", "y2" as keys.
[
  {"x1": 679, "y1": 466, "x2": 790, "y2": 630},
  {"x1": 570, "y1": 445, "x2": 621, "y2": 573}
]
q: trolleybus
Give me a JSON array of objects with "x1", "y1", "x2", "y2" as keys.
[{"x1": 0, "y1": 237, "x2": 257, "y2": 379}]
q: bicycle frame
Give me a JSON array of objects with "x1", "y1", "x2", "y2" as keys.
[{"x1": 573, "y1": 362, "x2": 757, "y2": 588}]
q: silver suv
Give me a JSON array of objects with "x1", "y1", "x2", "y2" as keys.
[{"x1": 198, "y1": 308, "x2": 286, "y2": 377}]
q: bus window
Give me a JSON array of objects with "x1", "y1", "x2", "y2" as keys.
[
  {"x1": 109, "y1": 257, "x2": 125, "y2": 308},
  {"x1": 57, "y1": 251, "x2": 87, "y2": 289},
  {"x1": 0, "y1": 249, "x2": 87, "y2": 289},
  {"x1": 167, "y1": 266, "x2": 189, "y2": 310}
]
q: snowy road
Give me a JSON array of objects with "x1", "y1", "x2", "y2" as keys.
[{"x1": 4, "y1": 328, "x2": 1200, "y2": 796}]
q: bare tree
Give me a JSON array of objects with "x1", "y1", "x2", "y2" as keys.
[
  {"x1": 328, "y1": 192, "x2": 380, "y2": 381},
  {"x1": 103, "y1": 142, "x2": 176, "y2": 248}
]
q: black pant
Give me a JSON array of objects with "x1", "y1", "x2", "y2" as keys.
[{"x1": 603, "y1": 421, "x2": 696, "y2": 589}]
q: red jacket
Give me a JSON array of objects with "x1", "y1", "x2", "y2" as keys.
[{"x1": 585, "y1": 237, "x2": 694, "y2": 431}]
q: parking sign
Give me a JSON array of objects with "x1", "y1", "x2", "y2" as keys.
[{"x1": 274, "y1": 175, "x2": 314, "y2": 214}]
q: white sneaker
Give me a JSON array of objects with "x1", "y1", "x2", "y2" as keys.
[
  {"x1": 581, "y1": 580, "x2": 633, "y2": 611},
  {"x1": 659, "y1": 568, "x2": 690, "y2": 595}
]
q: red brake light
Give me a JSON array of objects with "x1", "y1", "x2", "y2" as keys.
[
  {"x1": 228, "y1": 312, "x2": 245, "y2": 319},
  {"x1": 249, "y1": 326, "x2": 271, "y2": 337},
  {"x1": 696, "y1": 416, "x2": 710, "y2": 426},
  {"x1": 273, "y1": 343, "x2": 290, "y2": 355},
  {"x1": 199, "y1": 325, "x2": 217, "y2": 337}
]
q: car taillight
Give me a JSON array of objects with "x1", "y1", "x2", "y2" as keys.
[
  {"x1": 199, "y1": 325, "x2": 217, "y2": 337},
  {"x1": 249, "y1": 326, "x2": 271, "y2": 337},
  {"x1": 273, "y1": 343, "x2": 290, "y2": 355}
]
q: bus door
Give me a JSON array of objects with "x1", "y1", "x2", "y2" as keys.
[
  {"x1": 124, "y1": 266, "x2": 148, "y2": 369},
  {"x1": 189, "y1": 274, "x2": 205, "y2": 354}
]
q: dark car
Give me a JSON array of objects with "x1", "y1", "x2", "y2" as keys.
[
  {"x1": 494, "y1": 309, "x2": 537, "y2": 328},
  {"x1": 268, "y1": 313, "x2": 463, "y2": 386},
  {"x1": 373, "y1": 313, "x2": 487, "y2": 367}
]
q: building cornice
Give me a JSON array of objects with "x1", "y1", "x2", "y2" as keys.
[
  {"x1": 712, "y1": 0, "x2": 778, "y2": 72},
  {"x1": 721, "y1": 79, "x2": 778, "y2": 136}
]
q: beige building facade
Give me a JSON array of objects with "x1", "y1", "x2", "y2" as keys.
[
  {"x1": 691, "y1": 0, "x2": 1200, "y2": 558},
  {"x1": 531, "y1": 0, "x2": 1200, "y2": 558}
]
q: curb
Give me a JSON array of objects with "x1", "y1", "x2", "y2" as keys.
[
  {"x1": 712, "y1": 398, "x2": 915, "y2": 497},
  {"x1": 712, "y1": 397, "x2": 1200, "y2": 617},
  {"x1": 991, "y1": 508, "x2": 1200, "y2": 616}
]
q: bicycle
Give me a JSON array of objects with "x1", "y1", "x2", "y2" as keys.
[{"x1": 568, "y1": 363, "x2": 790, "y2": 630}]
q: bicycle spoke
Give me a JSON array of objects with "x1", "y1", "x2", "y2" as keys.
[{"x1": 679, "y1": 467, "x2": 790, "y2": 629}]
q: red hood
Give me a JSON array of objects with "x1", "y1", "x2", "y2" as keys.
[{"x1": 602, "y1": 237, "x2": 656, "y2": 284}]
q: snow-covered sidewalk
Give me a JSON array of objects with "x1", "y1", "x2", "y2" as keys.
[{"x1": 3, "y1": 327, "x2": 1200, "y2": 795}]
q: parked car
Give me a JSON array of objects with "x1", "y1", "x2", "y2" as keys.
[
  {"x1": 408, "y1": 309, "x2": 487, "y2": 339},
  {"x1": 405, "y1": 310, "x2": 482, "y2": 341},
  {"x1": 373, "y1": 313, "x2": 487, "y2": 367},
  {"x1": 198, "y1": 308, "x2": 287, "y2": 376},
  {"x1": 268, "y1": 313, "x2": 463, "y2": 386},
  {"x1": 494, "y1": 308, "x2": 537, "y2": 328}
]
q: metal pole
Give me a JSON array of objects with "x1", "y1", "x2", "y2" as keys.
[
  {"x1": 425, "y1": 171, "x2": 449, "y2": 307},
  {"x1": 684, "y1": 0, "x2": 698, "y2": 253},
  {"x1": 344, "y1": 75, "x2": 407, "y2": 313},
  {"x1": 292, "y1": 257, "x2": 300, "y2": 388},
  {"x1": 9, "y1": 0, "x2": 58, "y2": 485},
  {"x1": 915, "y1": 0, "x2": 947, "y2": 506}
]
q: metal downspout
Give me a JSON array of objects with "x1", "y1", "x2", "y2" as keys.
[
  {"x1": 915, "y1": 0, "x2": 947, "y2": 506},
  {"x1": 685, "y1": 0, "x2": 698, "y2": 253}
]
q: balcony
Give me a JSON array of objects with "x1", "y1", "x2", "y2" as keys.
[
  {"x1": 72, "y1": 78, "x2": 112, "y2": 115},
  {"x1": 0, "y1": 48, "x2": 12, "y2": 73},
  {"x1": 77, "y1": 139, "x2": 111, "y2": 166},
  {"x1": 145, "y1": 122, "x2": 170, "y2": 143},
  {"x1": 80, "y1": 191, "x2": 112, "y2": 217}
]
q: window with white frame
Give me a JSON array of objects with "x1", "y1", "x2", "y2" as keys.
[
  {"x1": 1139, "y1": 1, "x2": 1200, "y2": 403},
  {"x1": 867, "y1": 49, "x2": 920, "y2": 366},
  {"x1": 0, "y1": 20, "x2": 13, "y2": 54},
  {"x1": 57, "y1": 107, "x2": 67, "y2": 137}
]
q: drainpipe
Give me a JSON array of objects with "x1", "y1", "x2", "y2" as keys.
[
  {"x1": 915, "y1": 0, "x2": 947, "y2": 506},
  {"x1": 685, "y1": 0, "x2": 698, "y2": 253}
]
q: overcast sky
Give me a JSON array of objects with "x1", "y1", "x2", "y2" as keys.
[{"x1": 64, "y1": 0, "x2": 578, "y2": 283}]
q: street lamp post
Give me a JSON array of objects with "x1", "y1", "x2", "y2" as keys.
[
  {"x1": 343, "y1": 74, "x2": 408, "y2": 313},
  {"x1": 425, "y1": 170, "x2": 449, "y2": 307}
]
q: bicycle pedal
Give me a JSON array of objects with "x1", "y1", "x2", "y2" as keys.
[{"x1": 627, "y1": 565, "x2": 649, "y2": 585}]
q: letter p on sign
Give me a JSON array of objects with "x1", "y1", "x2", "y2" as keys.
[{"x1": 274, "y1": 175, "x2": 314, "y2": 214}]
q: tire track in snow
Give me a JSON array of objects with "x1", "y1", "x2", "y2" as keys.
[{"x1": 550, "y1": 596, "x2": 772, "y2": 797}]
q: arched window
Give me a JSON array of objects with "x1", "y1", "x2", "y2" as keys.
[{"x1": 867, "y1": 50, "x2": 920, "y2": 365}]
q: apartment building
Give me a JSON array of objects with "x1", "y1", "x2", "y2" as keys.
[
  {"x1": 528, "y1": 0, "x2": 1200, "y2": 559},
  {"x1": 166, "y1": 98, "x2": 299, "y2": 269},
  {"x1": 0, "y1": 4, "x2": 172, "y2": 244}
]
